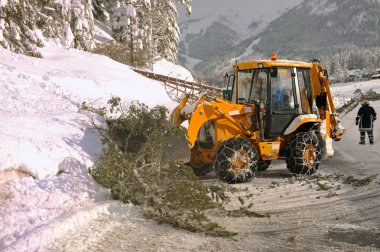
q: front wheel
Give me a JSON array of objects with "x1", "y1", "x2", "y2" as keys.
[
  {"x1": 257, "y1": 160, "x2": 272, "y2": 172},
  {"x1": 214, "y1": 138, "x2": 258, "y2": 183},
  {"x1": 286, "y1": 132, "x2": 322, "y2": 175}
]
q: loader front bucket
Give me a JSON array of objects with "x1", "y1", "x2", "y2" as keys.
[
  {"x1": 161, "y1": 133, "x2": 190, "y2": 166},
  {"x1": 169, "y1": 95, "x2": 189, "y2": 125}
]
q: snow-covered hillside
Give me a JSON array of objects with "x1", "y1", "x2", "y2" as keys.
[
  {"x1": 0, "y1": 45, "x2": 192, "y2": 251},
  {"x1": 0, "y1": 47, "x2": 177, "y2": 179}
]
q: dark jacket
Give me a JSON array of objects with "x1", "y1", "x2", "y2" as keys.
[{"x1": 356, "y1": 104, "x2": 377, "y2": 129}]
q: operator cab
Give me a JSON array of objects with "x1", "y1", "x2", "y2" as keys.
[{"x1": 224, "y1": 57, "x2": 315, "y2": 138}]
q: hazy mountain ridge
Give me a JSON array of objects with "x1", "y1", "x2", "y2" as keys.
[
  {"x1": 179, "y1": 21, "x2": 237, "y2": 60},
  {"x1": 251, "y1": 0, "x2": 380, "y2": 58},
  {"x1": 177, "y1": 0, "x2": 303, "y2": 68},
  {"x1": 179, "y1": 0, "x2": 380, "y2": 84}
]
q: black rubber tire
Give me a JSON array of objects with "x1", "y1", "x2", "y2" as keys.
[
  {"x1": 257, "y1": 160, "x2": 272, "y2": 172},
  {"x1": 214, "y1": 138, "x2": 258, "y2": 183},
  {"x1": 192, "y1": 164, "x2": 212, "y2": 176},
  {"x1": 286, "y1": 132, "x2": 322, "y2": 175}
]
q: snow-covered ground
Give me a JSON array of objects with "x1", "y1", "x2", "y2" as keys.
[
  {"x1": 1, "y1": 45, "x2": 380, "y2": 251},
  {"x1": 0, "y1": 46, "x2": 183, "y2": 251}
]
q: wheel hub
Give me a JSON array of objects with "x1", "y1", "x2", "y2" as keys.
[
  {"x1": 303, "y1": 144, "x2": 316, "y2": 168},
  {"x1": 230, "y1": 150, "x2": 250, "y2": 175}
]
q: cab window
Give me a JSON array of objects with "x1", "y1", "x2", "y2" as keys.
[
  {"x1": 271, "y1": 68, "x2": 295, "y2": 111},
  {"x1": 249, "y1": 68, "x2": 269, "y2": 105},
  {"x1": 235, "y1": 70, "x2": 254, "y2": 104},
  {"x1": 297, "y1": 68, "x2": 313, "y2": 114}
]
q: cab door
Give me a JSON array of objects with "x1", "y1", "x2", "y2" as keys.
[
  {"x1": 223, "y1": 74, "x2": 235, "y2": 101},
  {"x1": 266, "y1": 67, "x2": 299, "y2": 137}
]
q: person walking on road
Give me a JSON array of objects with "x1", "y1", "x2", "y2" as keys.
[{"x1": 355, "y1": 100, "x2": 377, "y2": 145}]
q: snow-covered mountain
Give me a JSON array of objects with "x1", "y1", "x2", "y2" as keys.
[
  {"x1": 178, "y1": 0, "x2": 380, "y2": 82},
  {"x1": 249, "y1": 0, "x2": 380, "y2": 59},
  {"x1": 177, "y1": 0, "x2": 303, "y2": 64}
]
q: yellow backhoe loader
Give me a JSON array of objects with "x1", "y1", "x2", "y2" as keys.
[{"x1": 171, "y1": 54, "x2": 345, "y2": 183}]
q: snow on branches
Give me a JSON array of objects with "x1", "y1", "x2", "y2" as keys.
[
  {"x1": 0, "y1": 0, "x2": 95, "y2": 56},
  {"x1": 111, "y1": 0, "x2": 192, "y2": 66}
]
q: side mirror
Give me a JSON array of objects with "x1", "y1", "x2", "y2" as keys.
[
  {"x1": 270, "y1": 67, "x2": 278, "y2": 78},
  {"x1": 316, "y1": 92, "x2": 327, "y2": 108}
]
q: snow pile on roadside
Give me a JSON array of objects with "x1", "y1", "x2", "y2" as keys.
[
  {"x1": 0, "y1": 46, "x2": 182, "y2": 251},
  {"x1": 0, "y1": 165, "x2": 111, "y2": 251},
  {"x1": 0, "y1": 46, "x2": 177, "y2": 179},
  {"x1": 332, "y1": 94, "x2": 352, "y2": 110},
  {"x1": 153, "y1": 58, "x2": 194, "y2": 82},
  {"x1": 331, "y1": 79, "x2": 380, "y2": 112},
  {"x1": 331, "y1": 79, "x2": 380, "y2": 99}
]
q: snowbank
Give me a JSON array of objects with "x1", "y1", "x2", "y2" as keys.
[
  {"x1": 331, "y1": 79, "x2": 380, "y2": 99},
  {"x1": 153, "y1": 58, "x2": 194, "y2": 82},
  {"x1": 0, "y1": 46, "x2": 187, "y2": 251},
  {"x1": 0, "y1": 47, "x2": 177, "y2": 179}
]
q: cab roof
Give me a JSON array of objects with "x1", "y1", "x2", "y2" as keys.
[{"x1": 236, "y1": 59, "x2": 313, "y2": 70}]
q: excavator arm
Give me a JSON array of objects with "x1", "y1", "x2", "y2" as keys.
[
  {"x1": 171, "y1": 95, "x2": 254, "y2": 148},
  {"x1": 311, "y1": 62, "x2": 345, "y2": 141}
]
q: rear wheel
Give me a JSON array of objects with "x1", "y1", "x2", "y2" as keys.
[
  {"x1": 214, "y1": 138, "x2": 258, "y2": 183},
  {"x1": 286, "y1": 132, "x2": 322, "y2": 175},
  {"x1": 257, "y1": 160, "x2": 272, "y2": 172}
]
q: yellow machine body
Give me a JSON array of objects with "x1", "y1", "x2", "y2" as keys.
[{"x1": 171, "y1": 55, "x2": 344, "y2": 178}]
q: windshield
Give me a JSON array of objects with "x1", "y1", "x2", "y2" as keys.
[
  {"x1": 271, "y1": 68, "x2": 295, "y2": 111},
  {"x1": 234, "y1": 67, "x2": 310, "y2": 114}
]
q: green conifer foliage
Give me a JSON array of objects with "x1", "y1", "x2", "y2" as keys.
[
  {"x1": 0, "y1": 0, "x2": 95, "y2": 56},
  {"x1": 87, "y1": 98, "x2": 234, "y2": 237}
]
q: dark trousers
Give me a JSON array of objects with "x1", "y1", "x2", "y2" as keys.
[{"x1": 360, "y1": 131, "x2": 374, "y2": 144}]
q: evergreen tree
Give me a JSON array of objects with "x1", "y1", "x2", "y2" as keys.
[
  {"x1": 0, "y1": 0, "x2": 58, "y2": 56},
  {"x1": 111, "y1": 0, "x2": 191, "y2": 67},
  {"x1": 92, "y1": 0, "x2": 121, "y2": 22},
  {"x1": 93, "y1": 0, "x2": 110, "y2": 21},
  {"x1": 68, "y1": 0, "x2": 95, "y2": 50},
  {"x1": 150, "y1": 0, "x2": 191, "y2": 62},
  {"x1": 112, "y1": 1, "x2": 147, "y2": 67},
  {"x1": 0, "y1": 0, "x2": 95, "y2": 56}
]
